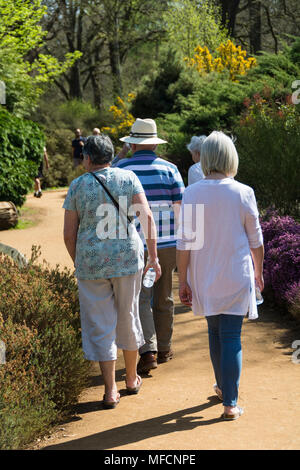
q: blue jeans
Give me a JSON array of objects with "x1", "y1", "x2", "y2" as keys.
[{"x1": 206, "y1": 314, "x2": 244, "y2": 407}]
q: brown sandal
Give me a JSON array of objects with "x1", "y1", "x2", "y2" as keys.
[
  {"x1": 126, "y1": 375, "x2": 143, "y2": 395},
  {"x1": 102, "y1": 392, "x2": 120, "y2": 409}
]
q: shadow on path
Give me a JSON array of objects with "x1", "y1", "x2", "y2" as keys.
[{"x1": 45, "y1": 396, "x2": 222, "y2": 450}]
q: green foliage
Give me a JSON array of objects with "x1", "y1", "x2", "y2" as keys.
[
  {"x1": 164, "y1": 0, "x2": 227, "y2": 58},
  {"x1": 0, "y1": 0, "x2": 81, "y2": 116},
  {"x1": 0, "y1": 316, "x2": 57, "y2": 450},
  {"x1": 31, "y1": 99, "x2": 103, "y2": 189},
  {"x1": 140, "y1": 39, "x2": 300, "y2": 200},
  {"x1": 290, "y1": 36, "x2": 300, "y2": 65},
  {"x1": 42, "y1": 154, "x2": 85, "y2": 189},
  {"x1": 156, "y1": 113, "x2": 193, "y2": 183},
  {"x1": 235, "y1": 101, "x2": 300, "y2": 217},
  {"x1": 0, "y1": 108, "x2": 45, "y2": 206},
  {"x1": 42, "y1": 154, "x2": 73, "y2": 189},
  {"x1": 130, "y1": 50, "x2": 184, "y2": 118},
  {"x1": 0, "y1": 249, "x2": 91, "y2": 449},
  {"x1": 35, "y1": 98, "x2": 105, "y2": 138},
  {"x1": 57, "y1": 100, "x2": 102, "y2": 132}
]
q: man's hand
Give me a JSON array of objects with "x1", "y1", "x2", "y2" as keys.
[
  {"x1": 179, "y1": 282, "x2": 192, "y2": 307},
  {"x1": 118, "y1": 143, "x2": 130, "y2": 160}
]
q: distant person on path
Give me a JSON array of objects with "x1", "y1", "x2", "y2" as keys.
[
  {"x1": 116, "y1": 118, "x2": 185, "y2": 374},
  {"x1": 177, "y1": 131, "x2": 264, "y2": 420},
  {"x1": 187, "y1": 135, "x2": 206, "y2": 185},
  {"x1": 63, "y1": 134, "x2": 161, "y2": 409},
  {"x1": 92, "y1": 128, "x2": 101, "y2": 136},
  {"x1": 72, "y1": 128, "x2": 86, "y2": 167},
  {"x1": 34, "y1": 146, "x2": 49, "y2": 198}
]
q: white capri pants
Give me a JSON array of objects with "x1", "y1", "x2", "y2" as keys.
[{"x1": 77, "y1": 269, "x2": 145, "y2": 361}]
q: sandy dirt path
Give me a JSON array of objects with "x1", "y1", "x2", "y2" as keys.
[{"x1": 1, "y1": 190, "x2": 300, "y2": 450}]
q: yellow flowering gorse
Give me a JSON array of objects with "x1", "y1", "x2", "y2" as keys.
[
  {"x1": 101, "y1": 93, "x2": 136, "y2": 139},
  {"x1": 184, "y1": 40, "x2": 256, "y2": 81}
]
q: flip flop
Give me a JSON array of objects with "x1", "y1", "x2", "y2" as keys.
[
  {"x1": 126, "y1": 375, "x2": 143, "y2": 395},
  {"x1": 213, "y1": 384, "x2": 223, "y2": 401},
  {"x1": 222, "y1": 406, "x2": 244, "y2": 421},
  {"x1": 102, "y1": 392, "x2": 120, "y2": 409}
]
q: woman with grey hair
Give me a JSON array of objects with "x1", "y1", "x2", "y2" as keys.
[
  {"x1": 63, "y1": 134, "x2": 161, "y2": 409},
  {"x1": 187, "y1": 135, "x2": 206, "y2": 185},
  {"x1": 177, "y1": 131, "x2": 264, "y2": 420}
]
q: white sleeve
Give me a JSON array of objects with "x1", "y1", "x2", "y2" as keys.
[
  {"x1": 244, "y1": 188, "x2": 263, "y2": 249},
  {"x1": 187, "y1": 167, "x2": 194, "y2": 186}
]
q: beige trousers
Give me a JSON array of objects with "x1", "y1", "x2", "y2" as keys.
[
  {"x1": 78, "y1": 269, "x2": 144, "y2": 362},
  {"x1": 139, "y1": 247, "x2": 177, "y2": 355}
]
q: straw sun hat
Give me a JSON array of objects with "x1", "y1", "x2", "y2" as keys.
[{"x1": 120, "y1": 118, "x2": 167, "y2": 145}]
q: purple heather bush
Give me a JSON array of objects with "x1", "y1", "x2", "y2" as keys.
[{"x1": 261, "y1": 211, "x2": 300, "y2": 320}]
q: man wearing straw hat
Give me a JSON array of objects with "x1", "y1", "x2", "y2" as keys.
[{"x1": 115, "y1": 118, "x2": 185, "y2": 374}]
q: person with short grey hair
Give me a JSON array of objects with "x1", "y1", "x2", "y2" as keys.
[
  {"x1": 187, "y1": 135, "x2": 206, "y2": 185},
  {"x1": 63, "y1": 134, "x2": 161, "y2": 409},
  {"x1": 177, "y1": 130, "x2": 264, "y2": 420}
]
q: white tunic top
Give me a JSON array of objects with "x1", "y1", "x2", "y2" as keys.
[
  {"x1": 188, "y1": 162, "x2": 204, "y2": 185},
  {"x1": 177, "y1": 178, "x2": 263, "y2": 320}
]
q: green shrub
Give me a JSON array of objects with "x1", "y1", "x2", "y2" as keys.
[
  {"x1": 156, "y1": 114, "x2": 193, "y2": 184},
  {"x1": 0, "y1": 316, "x2": 57, "y2": 450},
  {"x1": 0, "y1": 250, "x2": 91, "y2": 449},
  {"x1": 0, "y1": 108, "x2": 45, "y2": 206},
  {"x1": 42, "y1": 154, "x2": 73, "y2": 188},
  {"x1": 44, "y1": 128, "x2": 74, "y2": 160},
  {"x1": 34, "y1": 98, "x2": 106, "y2": 137},
  {"x1": 235, "y1": 100, "x2": 300, "y2": 217},
  {"x1": 130, "y1": 49, "x2": 184, "y2": 118}
]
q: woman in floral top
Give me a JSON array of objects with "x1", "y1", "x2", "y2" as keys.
[{"x1": 63, "y1": 135, "x2": 161, "y2": 408}]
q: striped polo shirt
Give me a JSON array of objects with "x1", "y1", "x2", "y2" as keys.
[{"x1": 115, "y1": 150, "x2": 185, "y2": 249}]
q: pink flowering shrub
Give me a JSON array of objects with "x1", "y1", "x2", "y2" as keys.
[{"x1": 261, "y1": 211, "x2": 300, "y2": 320}]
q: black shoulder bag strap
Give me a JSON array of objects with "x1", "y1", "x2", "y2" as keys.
[{"x1": 90, "y1": 172, "x2": 132, "y2": 234}]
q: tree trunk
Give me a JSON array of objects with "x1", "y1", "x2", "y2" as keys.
[
  {"x1": 108, "y1": 39, "x2": 123, "y2": 97},
  {"x1": 69, "y1": 62, "x2": 83, "y2": 99},
  {"x1": 219, "y1": 0, "x2": 241, "y2": 37},
  {"x1": 91, "y1": 70, "x2": 102, "y2": 109},
  {"x1": 249, "y1": 0, "x2": 262, "y2": 54}
]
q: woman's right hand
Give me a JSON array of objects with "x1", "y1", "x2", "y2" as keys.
[
  {"x1": 255, "y1": 271, "x2": 264, "y2": 292},
  {"x1": 179, "y1": 282, "x2": 192, "y2": 307},
  {"x1": 144, "y1": 257, "x2": 161, "y2": 282}
]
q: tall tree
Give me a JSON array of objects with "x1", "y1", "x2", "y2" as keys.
[
  {"x1": 42, "y1": 0, "x2": 168, "y2": 103},
  {"x1": 249, "y1": 0, "x2": 262, "y2": 53},
  {"x1": 98, "y1": 0, "x2": 169, "y2": 97},
  {"x1": 218, "y1": 0, "x2": 241, "y2": 37}
]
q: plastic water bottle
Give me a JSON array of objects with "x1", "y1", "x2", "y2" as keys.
[
  {"x1": 143, "y1": 268, "x2": 156, "y2": 288},
  {"x1": 255, "y1": 286, "x2": 264, "y2": 305}
]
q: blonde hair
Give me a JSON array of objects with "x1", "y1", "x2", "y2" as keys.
[{"x1": 201, "y1": 131, "x2": 238, "y2": 177}]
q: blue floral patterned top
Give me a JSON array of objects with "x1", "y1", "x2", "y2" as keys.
[{"x1": 63, "y1": 167, "x2": 145, "y2": 280}]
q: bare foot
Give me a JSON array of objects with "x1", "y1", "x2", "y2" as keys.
[{"x1": 104, "y1": 386, "x2": 119, "y2": 403}]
